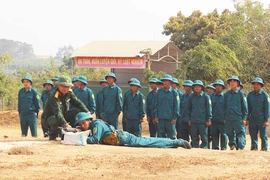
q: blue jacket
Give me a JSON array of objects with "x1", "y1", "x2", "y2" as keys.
[
  {"x1": 87, "y1": 120, "x2": 115, "y2": 144},
  {"x1": 123, "y1": 90, "x2": 146, "y2": 120},
  {"x1": 146, "y1": 90, "x2": 157, "y2": 119},
  {"x1": 224, "y1": 88, "x2": 248, "y2": 121},
  {"x1": 174, "y1": 88, "x2": 183, "y2": 98},
  {"x1": 154, "y1": 87, "x2": 180, "y2": 120},
  {"x1": 211, "y1": 92, "x2": 225, "y2": 123},
  {"x1": 247, "y1": 89, "x2": 270, "y2": 122},
  {"x1": 180, "y1": 92, "x2": 193, "y2": 122},
  {"x1": 74, "y1": 87, "x2": 96, "y2": 114},
  {"x1": 100, "y1": 84, "x2": 122, "y2": 115},
  {"x1": 18, "y1": 87, "x2": 40, "y2": 115},
  {"x1": 41, "y1": 90, "x2": 51, "y2": 109},
  {"x1": 95, "y1": 90, "x2": 102, "y2": 117},
  {"x1": 187, "y1": 91, "x2": 212, "y2": 123}
]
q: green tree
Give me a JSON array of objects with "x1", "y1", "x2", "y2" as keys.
[
  {"x1": 163, "y1": 9, "x2": 232, "y2": 51},
  {"x1": 181, "y1": 39, "x2": 242, "y2": 83}
]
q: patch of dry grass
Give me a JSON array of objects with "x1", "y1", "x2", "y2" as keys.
[{"x1": 8, "y1": 146, "x2": 34, "y2": 155}]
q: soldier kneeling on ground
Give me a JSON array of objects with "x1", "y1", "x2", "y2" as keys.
[
  {"x1": 74, "y1": 112, "x2": 192, "y2": 149},
  {"x1": 42, "y1": 76, "x2": 91, "y2": 140}
]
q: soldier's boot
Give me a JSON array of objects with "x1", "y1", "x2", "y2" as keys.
[
  {"x1": 177, "y1": 139, "x2": 192, "y2": 149},
  {"x1": 49, "y1": 132, "x2": 57, "y2": 141}
]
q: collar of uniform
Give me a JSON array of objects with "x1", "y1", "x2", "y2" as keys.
[
  {"x1": 132, "y1": 90, "x2": 140, "y2": 95},
  {"x1": 80, "y1": 86, "x2": 87, "y2": 91},
  {"x1": 109, "y1": 84, "x2": 116, "y2": 88},
  {"x1": 163, "y1": 86, "x2": 172, "y2": 92},
  {"x1": 24, "y1": 87, "x2": 32, "y2": 92},
  {"x1": 253, "y1": 89, "x2": 263, "y2": 95},
  {"x1": 231, "y1": 88, "x2": 239, "y2": 94},
  {"x1": 215, "y1": 91, "x2": 224, "y2": 96},
  {"x1": 194, "y1": 91, "x2": 204, "y2": 96}
]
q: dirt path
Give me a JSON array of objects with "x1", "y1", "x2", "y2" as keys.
[{"x1": 0, "y1": 111, "x2": 270, "y2": 179}]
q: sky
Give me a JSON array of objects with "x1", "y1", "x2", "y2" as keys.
[{"x1": 1, "y1": 0, "x2": 270, "y2": 56}]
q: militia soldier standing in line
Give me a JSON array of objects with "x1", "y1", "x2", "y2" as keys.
[
  {"x1": 100, "y1": 72, "x2": 123, "y2": 129},
  {"x1": 224, "y1": 76, "x2": 248, "y2": 150},
  {"x1": 72, "y1": 76, "x2": 79, "y2": 91},
  {"x1": 211, "y1": 80, "x2": 227, "y2": 150},
  {"x1": 18, "y1": 76, "x2": 40, "y2": 137},
  {"x1": 122, "y1": 78, "x2": 137, "y2": 131},
  {"x1": 41, "y1": 80, "x2": 54, "y2": 137},
  {"x1": 123, "y1": 79, "x2": 145, "y2": 137},
  {"x1": 178, "y1": 80, "x2": 193, "y2": 141},
  {"x1": 247, "y1": 77, "x2": 269, "y2": 151},
  {"x1": 146, "y1": 78, "x2": 159, "y2": 137},
  {"x1": 96, "y1": 78, "x2": 108, "y2": 119},
  {"x1": 74, "y1": 112, "x2": 191, "y2": 149},
  {"x1": 51, "y1": 75, "x2": 59, "y2": 92},
  {"x1": 42, "y1": 76, "x2": 90, "y2": 140},
  {"x1": 188, "y1": 80, "x2": 212, "y2": 149},
  {"x1": 154, "y1": 74, "x2": 180, "y2": 139},
  {"x1": 74, "y1": 76, "x2": 96, "y2": 115},
  {"x1": 206, "y1": 83, "x2": 216, "y2": 149}
]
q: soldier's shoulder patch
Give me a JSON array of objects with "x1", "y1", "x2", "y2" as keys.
[
  {"x1": 119, "y1": 93, "x2": 122, "y2": 98},
  {"x1": 244, "y1": 97, "x2": 247, "y2": 101},
  {"x1": 268, "y1": 97, "x2": 270, "y2": 102},
  {"x1": 54, "y1": 91, "x2": 59, "y2": 98},
  {"x1": 209, "y1": 100, "x2": 212, "y2": 105},
  {"x1": 176, "y1": 95, "x2": 180, "y2": 101},
  {"x1": 93, "y1": 127, "x2": 97, "y2": 134},
  {"x1": 92, "y1": 94, "x2": 95, "y2": 99},
  {"x1": 142, "y1": 99, "x2": 145, "y2": 104},
  {"x1": 36, "y1": 94, "x2": 40, "y2": 99}
]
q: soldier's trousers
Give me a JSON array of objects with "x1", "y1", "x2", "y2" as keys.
[
  {"x1": 148, "y1": 118, "x2": 157, "y2": 137},
  {"x1": 177, "y1": 122, "x2": 191, "y2": 142},
  {"x1": 225, "y1": 120, "x2": 246, "y2": 150},
  {"x1": 211, "y1": 122, "x2": 227, "y2": 150},
  {"x1": 190, "y1": 123, "x2": 208, "y2": 148},
  {"x1": 117, "y1": 130, "x2": 185, "y2": 148},
  {"x1": 102, "y1": 113, "x2": 119, "y2": 129},
  {"x1": 157, "y1": 119, "x2": 176, "y2": 139},
  {"x1": 249, "y1": 120, "x2": 268, "y2": 151},
  {"x1": 126, "y1": 119, "x2": 142, "y2": 137},
  {"x1": 20, "y1": 113, "x2": 37, "y2": 137}
]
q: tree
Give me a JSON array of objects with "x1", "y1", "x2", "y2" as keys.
[
  {"x1": 163, "y1": 9, "x2": 232, "y2": 51},
  {"x1": 0, "y1": 53, "x2": 12, "y2": 65},
  {"x1": 181, "y1": 39, "x2": 242, "y2": 83},
  {"x1": 55, "y1": 45, "x2": 74, "y2": 59},
  {"x1": 143, "y1": 69, "x2": 165, "y2": 83}
]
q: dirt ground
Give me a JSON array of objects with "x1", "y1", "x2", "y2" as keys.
[{"x1": 0, "y1": 111, "x2": 270, "y2": 180}]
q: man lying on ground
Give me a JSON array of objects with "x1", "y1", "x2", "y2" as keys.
[{"x1": 74, "y1": 112, "x2": 191, "y2": 149}]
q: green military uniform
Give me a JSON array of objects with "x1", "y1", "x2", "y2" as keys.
[
  {"x1": 42, "y1": 76, "x2": 90, "y2": 140},
  {"x1": 74, "y1": 112, "x2": 191, "y2": 149},
  {"x1": 211, "y1": 80, "x2": 227, "y2": 150},
  {"x1": 96, "y1": 78, "x2": 107, "y2": 119},
  {"x1": 18, "y1": 76, "x2": 40, "y2": 137},
  {"x1": 247, "y1": 77, "x2": 269, "y2": 151},
  {"x1": 100, "y1": 73, "x2": 123, "y2": 129},
  {"x1": 206, "y1": 83, "x2": 216, "y2": 149},
  {"x1": 74, "y1": 76, "x2": 96, "y2": 114},
  {"x1": 225, "y1": 76, "x2": 248, "y2": 150},
  {"x1": 154, "y1": 74, "x2": 180, "y2": 139},
  {"x1": 123, "y1": 79, "x2": 146, "y2": 137},
  {"x1": 188, "y1": 80, "x2": 212, "y2": 149},
  {"x1": 146, "y1": 78, "x2": 159, "y2": 137},
  {"x1": 178, "y1": 80, "x2": 193, "y2": 141}
]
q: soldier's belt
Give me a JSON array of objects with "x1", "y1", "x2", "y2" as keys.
[{"x1": 99, "y1": 131, "x2": 119, "y2": 145}]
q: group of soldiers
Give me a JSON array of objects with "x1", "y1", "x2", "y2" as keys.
[{"x1": 17, "y1": 72, "x2": 269, "y2": 150}]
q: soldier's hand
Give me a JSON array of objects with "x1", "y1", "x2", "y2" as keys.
[
  {"x1": 242, "y1": 120, "x2": 247, "y2": 126},
  {"x1": 246, "y1": 120, "x2": 250, "y2": 126},
  {"x1": 140, "y1": 119, "x2": 144, "y2": 123},
  {"x1": 147, "y1": 117, "x2": 150, "y2": 123},
  {"x1": 171, "y1": 119, "x2": 176, "y2": 124},
  {"x1": 263, "y1": 122, "x2": 268, "y2": 127},
  {"x1": 206, "y1": 121, "x2": 211, "y2": 127},
  {"x1": 188, "y1": 121, "x2": 191, "y2": 126},
  {"x1": 154, "y1": 118, "x2": 159, "y2": 124},
  {"x1": 63, "y1": 123, "x2": 71, "y2": 128}
]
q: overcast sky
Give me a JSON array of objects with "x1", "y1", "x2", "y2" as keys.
[{"x1": 1, "y1": 0, "x2": 270, "y2": 56}]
